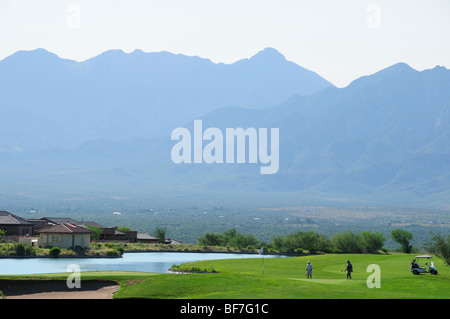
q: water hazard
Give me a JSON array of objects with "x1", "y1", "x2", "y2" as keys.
[{"x1": 0, "y1": 252, "x2": 287, "y2": 275}]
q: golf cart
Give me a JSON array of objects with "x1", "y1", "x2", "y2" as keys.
[{"x1": 410, "y1": 255, "x2": 438, "y2": 275}]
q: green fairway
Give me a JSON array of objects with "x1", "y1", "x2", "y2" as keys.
[
  {"x1": 1, "y1": 254, "x2": 448, "y2": 299},
  {"x1": 113, "y1": 253, "x2": 450, "y2": 299}
]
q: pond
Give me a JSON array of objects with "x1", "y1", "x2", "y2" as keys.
[{"x1": 0, "y1": 252, "x2": 287, "y2": 275}]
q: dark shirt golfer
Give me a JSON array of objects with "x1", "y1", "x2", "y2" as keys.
[{"x1": 345, "y1": 260, "x2": 353, "y2": 279}]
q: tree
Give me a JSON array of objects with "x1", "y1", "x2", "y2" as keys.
[
  {"x1": 0, "y1": 229, "x2": 6, "y2": 243},
  {"x1": 271, "y1": 234, "x2": 285, "y2": 251},
  {"x1": 230, "y1": 233, "x2": 258, "y2": 249},
  {"x1": 296, "y1": 231, "x2": 331, "y2": 254},
  {"x1": 269, "y1": 231, "x2": 330, "y2": 253},
  {"x1": 425, "y1": 232, "x2": 450, "y2": 266},
  {"x1": 223, "y1": 228, "x2": 237, "y2": 239},
  {"x1": 331, "y1": 231, "x2": 363, "y2": 253},
  {"x1": 361, "y1": 231, "x2": 386, "y2": 253},
  {"x1": 85, "y1": 225, "x2": 103, "y2": 241},
  {"x1": 198, "y1": 232, "x2": 224, "y2": 247},
  {"x1": 155, "y1": 226, "x2": 167, "y2": 243},
  {"x1": 197, "y1": 228, "x2": 260, "y2": 250},
  {"x1": 390, "y1": 229, "x2": 413, "y2": 253}
]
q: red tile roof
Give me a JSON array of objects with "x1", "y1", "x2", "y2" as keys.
[{"x1": 37, "y1": 223, "x2": 95, "y2": 234}]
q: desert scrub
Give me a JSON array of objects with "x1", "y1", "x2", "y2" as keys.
[
  {"x1": 86, "y1": 242, "x2": 125, "y2": 256},
  {"x1": 0, "y1": 243, "x2": 36, "y2": 256}
]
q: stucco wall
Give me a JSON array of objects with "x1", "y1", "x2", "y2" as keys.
[{"x1": 39, "y1": 233, "x2": 91, "y2": 249}]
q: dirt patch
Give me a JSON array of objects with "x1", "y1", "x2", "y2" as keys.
[{"x1": 0, "y1": 279, "x2": 119, "y2": 299}]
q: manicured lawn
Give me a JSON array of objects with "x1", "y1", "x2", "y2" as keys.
[
  {"x1": 114, "y1": 253, "x2": 450, "y2": 299},
  {"x1": 1, "y1": 254, "x2": 449, "y2": 299}
]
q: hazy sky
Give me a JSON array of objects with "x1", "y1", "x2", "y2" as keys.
[{"x1": 0, "y1": 0, "x2": 449, "y2": 87}]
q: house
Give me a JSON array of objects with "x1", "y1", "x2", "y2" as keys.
[
  {"x1": 29, "y1": 217, "x2": 82, "y2": 232},
  {"x1": 2, "y1": 211, "x2": 179, "y2": 247},
  {"x1": 37, "y1": 223, "x2": 95, "y2": 249},
  {"x1": 114, "y1": 229, "x2": 138, "y2": 242},
  {"x1": 18, "y1": 236, "x2": 39, "y2": 247},
  {"x1": 76, "y1": 221, "x2": 115, "y2": 240},
  {"x1": 78, "y1": 222, "x2": 137, "y2": 242},
  {"x1": 168, "y1": 238, "x2": 182, "y2": 245},
  {"x1": 31, "y1": 218, "x2": 138, "y2": 242},
  {"x1": 136, "y1": 232, "x2": 159, "y2": 243},
  {"x1": 0, "y1": 211, "x2": 34, "y2": 237},
  {"x1": 135, "y1": 232, "x2": 181, "y2": 244}
]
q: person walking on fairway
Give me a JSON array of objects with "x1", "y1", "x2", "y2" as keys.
[
  {"x1": 345, "y1": 260, "x2": 353, "y2": 279},
  {"x1": 306, "y1": 261, "x2": 313, "y2": 279}
]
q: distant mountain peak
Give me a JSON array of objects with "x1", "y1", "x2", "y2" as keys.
[
  {"x1": 348, "y1": 62, "x2": 418, "y2": 88},
  {"x1": 1, "y1": 48, "x2": 76, "y2": 68},
  {"x1": 387, "y1": 62, "x2": 416, "y2": 72},
  {"x1": 5, "y1": 48, "x2": 59, "y2": 61},
  {"x1": 131, "y1": 49, "x2": 144, "y2": 54},
  {"x1": 431, "y1": 65, "x2": 448, "y2": 72},
  {"x1": 93, "y1": 49, "x2": 128, "y2": 58},
  {"x1": 250, "y1": 47, "x2": 287, "y2": 62},
  {"x1": 367, "y1": 62, "x2": 418, "y2": 80}
]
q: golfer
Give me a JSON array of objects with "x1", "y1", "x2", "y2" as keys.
[
  {"x1": 306, "y1": 261, "x2": 313, "y2": 279},
  {"x1": 345, "y1": 259, "x2": 353, "y2": 279}
]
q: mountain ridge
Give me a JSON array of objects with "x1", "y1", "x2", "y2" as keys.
[
  {"x1": 0, "y1": 47, "x2": 334, "y2": 151},
  {"x1": 0, "y1": 49, "x2": 449, "y2": 206}
]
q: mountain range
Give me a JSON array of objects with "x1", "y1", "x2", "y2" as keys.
[
  {"x1": 0, "y1": 48, "x2": 449, "y2": 207},
  {"x1": 0, "y1": 47, "x2": 332, "y2": 150}
]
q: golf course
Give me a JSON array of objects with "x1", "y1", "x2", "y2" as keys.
[{"x1": 1, "y1": 253, "x2": 448, "y2": 299}]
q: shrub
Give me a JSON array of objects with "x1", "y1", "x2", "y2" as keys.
[
  {"x1": 12, "y1": 243, "x2": 35, "y2": 256},
  {"x1": 74, "y1": 245, "x2": 85, "y2": 253},
  {"x1": 25, "y1": 245, "x2": 36, "y2": 256},
  {"x1": 0, "y1": 229, "x2": 6, "y2": 242},
  {"x1": 198, "y1": 232, "x2": 224, "y2": 247},
  {"x1": 49, "y1": 247, "x2": 61, "y2": 257},
  {"x1": 15, "y1": 243, "x2": 26, "y2": 256},
  {"x1": 106, "y1": 250, "x2": 118, "y2": 256},
  {"x1": 115, "y1": 246, "x2": 124, "y2": 255}
]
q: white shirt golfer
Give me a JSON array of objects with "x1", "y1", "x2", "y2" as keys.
[{"x1": 306, "y1": 261, "x2": 313, "y2": 279}]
